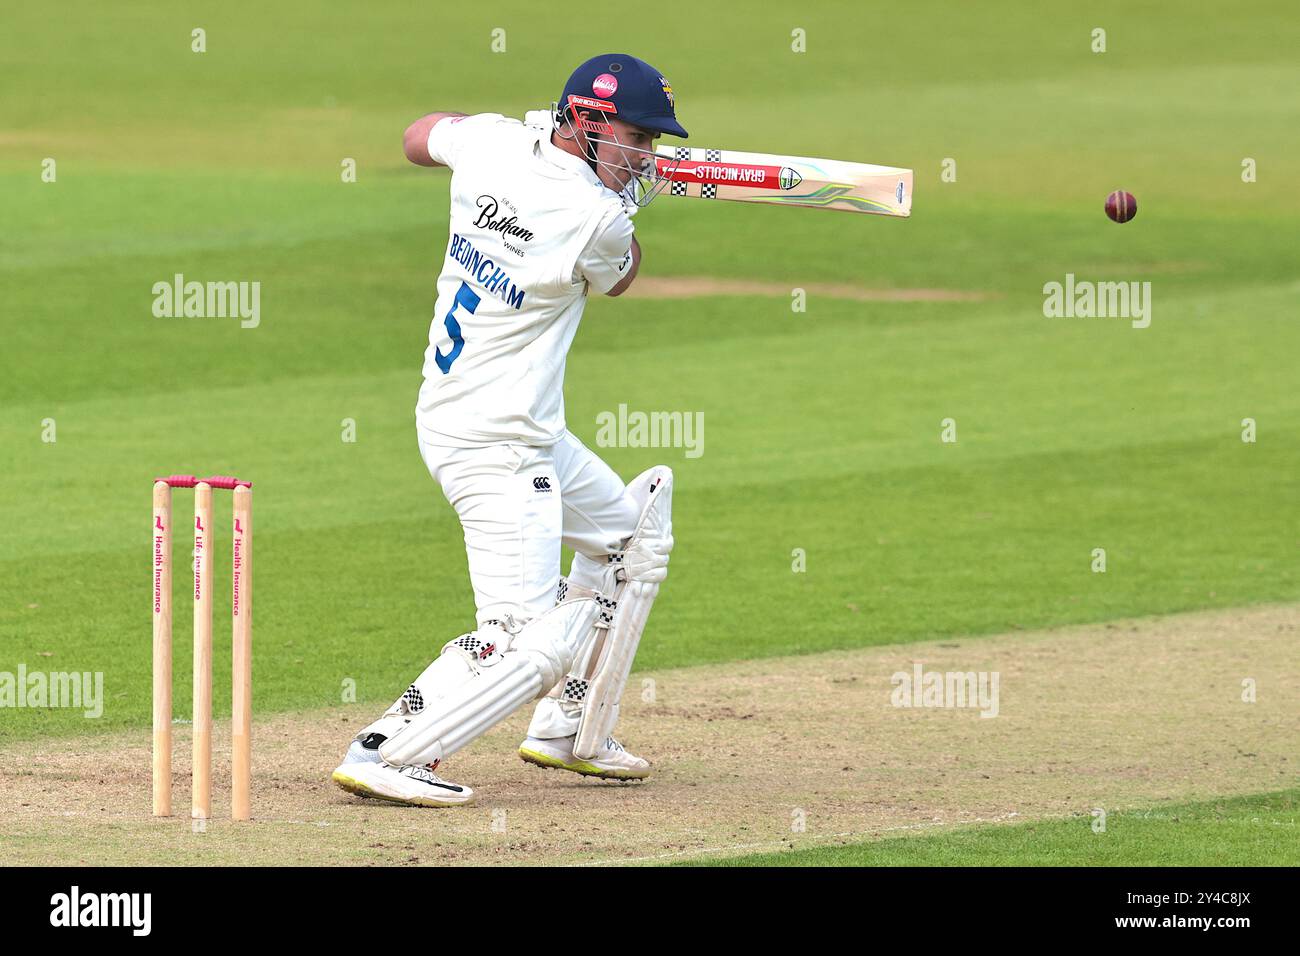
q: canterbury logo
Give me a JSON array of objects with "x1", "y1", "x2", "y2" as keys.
[{"x1": 532, "y1": 477, "x2": 552, "y2": 491}]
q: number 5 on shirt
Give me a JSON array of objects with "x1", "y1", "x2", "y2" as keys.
[{"x1": 436, "y1": 281, "x2": 480, "y2": 373}]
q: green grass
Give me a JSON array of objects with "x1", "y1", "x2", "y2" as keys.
[
  {"x1": 677, "y1": 789, "x2": 1300, "y2": 866},
  {"x1": 2, "y1": 1, "x2": 1298, "y2": 743}
]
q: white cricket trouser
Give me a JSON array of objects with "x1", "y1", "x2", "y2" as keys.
[{"x1": 419, "y1": 430, "x2": 640, "y2": 739}]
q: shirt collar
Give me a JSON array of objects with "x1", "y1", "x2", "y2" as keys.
[{"x1": 536, "y1": 127, "x2": 603, "y2": 187}]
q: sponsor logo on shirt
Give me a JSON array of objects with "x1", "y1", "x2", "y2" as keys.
[{"x1": 474, "y1": 195, "x2": 535, "y2": 243}]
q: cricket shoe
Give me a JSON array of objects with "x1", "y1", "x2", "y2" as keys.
[
  {"x1": 518, "y1": 734, "x2": 650, "y2": 780},
  {"x1": 332, "y1": 735, "x2": 474, "y2": 807}
]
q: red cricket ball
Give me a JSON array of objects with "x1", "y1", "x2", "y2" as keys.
[{"x1": 1106, "y1": 190, "x2": 1137, "y2": 223}]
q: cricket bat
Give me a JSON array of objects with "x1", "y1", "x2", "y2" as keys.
[{"x1": 652, "y1": 145, "x2": 912, "y2": 218}]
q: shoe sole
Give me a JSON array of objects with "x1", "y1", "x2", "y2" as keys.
[
  {"x1": 331, "y1": 769, "x2": 475, "y2": 807},
  {"x1": 518, "y1": 747, "x2": 649, "y2": 781}
]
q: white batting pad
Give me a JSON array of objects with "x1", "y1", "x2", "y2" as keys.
[
  {"x1": 574, "y1": 465, "x2": 673, "y2": 759},
  {"x1": 379, "y1": 596, "x2": 600, "y2": 768}
]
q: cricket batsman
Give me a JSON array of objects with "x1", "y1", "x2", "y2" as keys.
[{"x1": 332, "y1": 54, "x2": 686, "y2": 805}]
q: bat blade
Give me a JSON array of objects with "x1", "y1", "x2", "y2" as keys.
[{"x1": 653, "y1": 146, "x2": 912, "y2": 217}]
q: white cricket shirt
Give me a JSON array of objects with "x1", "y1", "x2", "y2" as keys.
[{"x1": 414, "y1": 111, "x2": 635, "y2": 447}]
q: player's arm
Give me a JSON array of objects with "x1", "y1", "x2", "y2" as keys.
[
  {"x1": 605, "y1": 236, "x2": 641, "y2": 297},
  {"x1": 576, "y1": 208, "x2": 639, "y2": 298},
  {"x1": 403, "y1": 112, "x2": 467, "y2": 167}
]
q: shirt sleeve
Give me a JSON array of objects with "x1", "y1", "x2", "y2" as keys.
[
  {"x1": 426, "y1": 112, "x2": 510, "y2": 169},
  {"x1": 574, "y1": 206, "x2": 635, "y2": 294}
]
